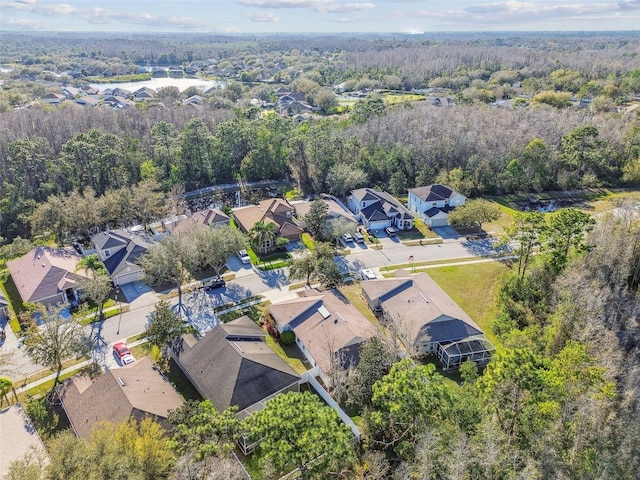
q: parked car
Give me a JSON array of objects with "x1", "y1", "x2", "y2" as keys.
[
  {"x1": 237, "y1": 250, "x2": 251, "y2": 264},
  {"x1": 353, "y1": 232, "x2": 365, "y2": 243},
  {"x1": 342, "y1": 233, "x2": 354, "y2": 243},
  {"x1": 360, "y1": 268, "x2": 377, "y2": 280},
  {"x1": 112, "y1": 342, "x2": 135, "y2": 365},
  {"x1": 203, "y1": 277, "x2": 225, "y2": 290},
  {"x1": 384, "y1": 226, "x2": 397, "y2": 237}
]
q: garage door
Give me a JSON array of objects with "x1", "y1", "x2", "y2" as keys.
[
  {"x1": 367, "y1": 220, "x2": 390, "y2": 231},
  {"x1": 430, "y1": 217, "x2": 449, "y2": 227}
]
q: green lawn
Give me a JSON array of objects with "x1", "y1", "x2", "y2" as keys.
[
  {"x1": 264, "y1": 335, "x2": 308, "y2": 374},
  {"x1": 338, "y1": 284, "x2": 379, "y2": 325},
  {"x1": 426, "y1": 261, "x2": 510, "y2": 347}
]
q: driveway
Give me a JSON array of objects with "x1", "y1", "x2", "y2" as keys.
[
  {"x1": 431, "y1": 226, "x2": 460, "y2": 240},
  {"x1": 120, "y1": 282, "x2": 151, "y2": 303}
]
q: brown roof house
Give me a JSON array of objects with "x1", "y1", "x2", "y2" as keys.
[
  {"x1": 361, "y1": 270, "x2": 495, "y2": 370},
  {"x1": 57, "y1": 356, "x2": 183, "y2": 439},
  {"x1": 163, "y1": 208, "x2": 231, "y2": 236},
  {"x1": 170, "y1": 316, "x2": 300, "y2": 417},
  {"x1": 268, "y1": 289, "x2": 377, "y2": 386},
  {"x1": 233, "y1": 198, "x2": 303, "y2": 243},
  {"x1": 7, "y1": 246, "x2": 90, "y2": 306}
]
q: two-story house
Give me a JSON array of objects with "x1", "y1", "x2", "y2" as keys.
[
  {"x1": 407, "y1": 184, "x2": 466, "y2": 227},
  {"x1": 347, "y1": 188, "x2": 414, "y2": 231},
  {"x1": 232, "y1": 198, "x2": 304, "y2": 247},
  {"x1": 91, "y1": 228, "x2": 155, "y2": 286}
]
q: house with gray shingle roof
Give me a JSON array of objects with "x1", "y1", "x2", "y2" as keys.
[
  {"x1": 407, "y1": 184, "x2": 465, "y2": 227},
  {"x1": 348, "y1": 188, "x2": 414, "y2": 231},
  {"x1": 361, "y1": 270, "x2": 494, "y2": 370},
  {"x1": 6, "y1": 246, "x2": 90, "y2": 306},
  {"x1": 57, "y1": 356, "x2": 183, "y2": 439},
  {"x1": 170, "y1": 316, "x2": 300, "y2": 415},
  {"x1": 268, "y1": 289, "x2": 377, "y2": 386},
  {"x1": 91, "y1": 229, "x2": 155, "y2": 286}
]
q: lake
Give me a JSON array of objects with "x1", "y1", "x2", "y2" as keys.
[{"x1": 89, "y1": 77, "x2": 224, "y2": 93}]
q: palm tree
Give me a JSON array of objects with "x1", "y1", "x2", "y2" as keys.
[{"x1": 249, "y1": 220, "x2": 279, "y2": 255}]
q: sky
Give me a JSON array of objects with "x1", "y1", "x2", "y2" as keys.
[{"x1": 1, "y1": 0, "x2": 639, "y2": 34}]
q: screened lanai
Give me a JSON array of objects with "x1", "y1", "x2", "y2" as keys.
[{"x1": 436, "y1": 335, "x2": 496, "y2": 370}]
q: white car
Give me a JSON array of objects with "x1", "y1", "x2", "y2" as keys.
[
  {"x1": 360, "y1": 269, "x2": 377, "y2": 280},
  {"x1": 237, "y1": 250, "x2": 251, "y2": 264}
]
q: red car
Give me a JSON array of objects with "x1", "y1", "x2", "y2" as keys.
[{"x1": 112, "y1": 342, "x2": 135, "y2": 365}]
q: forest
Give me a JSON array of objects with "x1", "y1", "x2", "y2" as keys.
[{"x1": 1, "y1": 31, "x2": 640, "y2": 479}]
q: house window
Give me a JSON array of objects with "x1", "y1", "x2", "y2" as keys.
[
  {"x1": 432, "y1": 202, "x2": 437, "y2": 206},
  {"x1": 262, "y1": 239, "x2": 272, "y2": 250},
  {"x1": 361, "y1": 202, "x2": 366, "y2": 208},
  {"x1": 104, "y1": 249, "x2": 111, "y2": 258},
  {"x1": 445, "y1": 200, "x2": 449, "y2": 205}
]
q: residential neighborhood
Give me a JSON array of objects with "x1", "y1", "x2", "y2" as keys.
[{"x1": 0, "y1": 27, "x2": 637, "y2": 479}]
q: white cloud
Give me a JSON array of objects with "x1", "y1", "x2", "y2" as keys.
[
  {"x1": 247, "y1": 10, "x2": 281, "y2": 21},
  {"x1": 237, "y1": 0, "x2": 374, "y2": 13}
]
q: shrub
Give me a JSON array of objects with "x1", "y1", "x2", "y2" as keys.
[{"x1": 280, "y1": 330, "x2": 295, "y2": 344}]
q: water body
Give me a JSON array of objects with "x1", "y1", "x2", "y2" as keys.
[{"x1": 89, "y1": 77, "x2": 224, "y2": 93}]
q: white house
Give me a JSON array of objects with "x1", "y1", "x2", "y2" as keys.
[
  {"x1": 348, "y1": 188, "x2": 414, "y2": 231},
  {"x1": 407, "y1": 184, "x2": 466, "y2": 227}
]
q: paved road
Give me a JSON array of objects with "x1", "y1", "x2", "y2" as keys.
[{"x1": 1, "y1": 236, "x2": 503, "y2": 380}]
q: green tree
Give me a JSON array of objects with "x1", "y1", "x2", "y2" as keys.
[
  {"x1": 367, "y1": 359, "x2": 452, "y2": 458},
  {"x1": 151, "y1": 121, "x2": 180, "y2": 183},
  {"x1": 559, "y1": 125, "x2": 610, "y2": 185},
  {"x1": 130, "y1": 179, "x2": 165, "y2": 228},
  {"x1": 542, "y1": 208, "x2": 595, "y2": 271},
  {"x1": 313, "y1": 87, "x2": 338, "y2": 113},
  {"x1": 138, "y1": 233, "x2": 197, "y2": 316},
  {"x1": 177, "y1": 118, "x2": 214, "y2": 190},
  {"x1": 501, "y1": 211, "x2": 545, "y2": 280},
  {"x1": 346, "y1": 337, "x2": 396, "y2": 413},
  {"x1": 76, "y1": 253, "x2": 106, "y2": 275},
  {"x1": 288, "y1": 242, "x2": 342, "y2": 288},
  {"x1": 326, "y1": 163, "x2": 368, "y2": 198},
  {"x1": 303, "y1": 199, "x2": 331, "y2": 241},
  {"x1": 79, "y1": 272, "x2": 113, "y2": 320},
  {"x1": 46, "y1": 418, "x2": 175, "y2": 480},
  {"x1": 193, "y1": 226, "x2": 246, "y2": 275},
  {"x1": 144, "y1": 300, "x2": 185, "y2": 349},
  {"x1": 5, "y1": 448, "x2": 47, "y2": 480},
  {"x1": 447, "y1": 199, "x2": 501, "y2": 233},
  {"x1": 350, "y1": 96, "x2": 386, "y2": 124},
  {"x1": 287, "y1": 250, "x2": 317, "y2": 287},
  {"x1": 249, "y1": 220, "x2": 279, "y2": 255},
  {"x1": 245, "y1": 391, "x2": 355, "y2": 479},
  {"x1": 168, "y1": 400, "x2": 240, "y2": 461},
  {"x1": 24, "y1": 306, "x2": 91, "y2": 385}
]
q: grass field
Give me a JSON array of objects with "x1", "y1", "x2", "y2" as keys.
[
  {"x1": 338, "y1": 283, "x2": 379, "y2": 325},
  {"x1": 426, "y1": 261, "x2": 510, "y2": 347}
]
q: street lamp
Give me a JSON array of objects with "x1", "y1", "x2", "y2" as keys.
[{"x1": 115, "y1": 286, "x2": 123, "y2": 335}]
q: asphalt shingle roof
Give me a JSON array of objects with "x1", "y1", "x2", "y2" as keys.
[{"x1": 171, "y1": 316, "x2": 300, "y2": 412}]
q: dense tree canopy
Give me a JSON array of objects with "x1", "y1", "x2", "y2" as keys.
[{"x1": 245, "y1": 391, "x2": 355, "y2": 479}]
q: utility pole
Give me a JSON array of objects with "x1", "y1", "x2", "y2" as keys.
[{"x1": 115, "y1": 286, "x2": 123, "y2": 335}]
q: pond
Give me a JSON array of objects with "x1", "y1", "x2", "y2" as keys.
[{"x1": 89, "y1": 77, "x2": 224, "y2": 93}]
